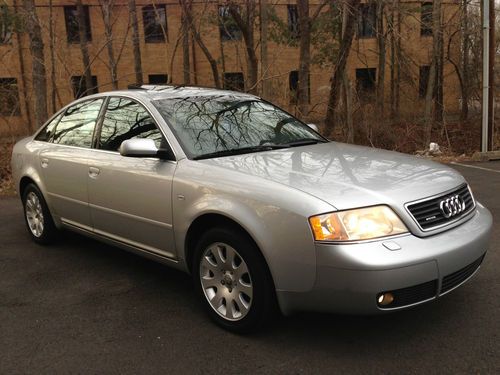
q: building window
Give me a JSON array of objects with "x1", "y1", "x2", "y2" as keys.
[
  {"x1": 419, "y1": 65, "x2": 430, "y2": 98},
  {"x1": 219, "y1": 6, "x2": 241, "y2": 41},
  {"x1": 356, "y1": 68, "x2": 376, "y2": 95},
  {"x1": 142, "y1": 5, "x2": 167, "y2": 43},
  {"x1": 223, "y1": 72, "x2": 244, "y2": 92},
  {"x1": 71, "y1": 76, "x2": 98, "y2": 99},
  {"x1": 148, "y1": 74, "x2": 168, "y2": 84},
  {"x1": 0, "y1": 78, "x2": 20, "y2": 116},
  {"x1": 287, "y1": 4, "x2": 299, "y2": 39},
  {"x1": 289, "y1": 70, "x2": 310, "y2": 104},
  {"x1": 421, "y1": 2, "x2": 433, "y2": 36},
  {"x1": 0, "y1": 5, "x2": 14, "y2": 44},
  {"x1": 358, "y1": 4, "x2": 376, "y2": 38},
  {"x1": 64, "y1": 6, "x2": 92, "y2": 44}
]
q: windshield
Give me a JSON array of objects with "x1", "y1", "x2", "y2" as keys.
[{"x1": 152, "y1": 96, "x2": 325, "y2": 159}]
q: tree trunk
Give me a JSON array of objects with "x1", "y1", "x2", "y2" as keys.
[
  {"x1": 181, "y1": 1, "x2": 220, "y2": 87},
  {"x1": 260, "y1": 0, "x2": 270, "y2": 98},
  {"x1": 376, "y1": 0, "x2": 385, "y2": 119},
  {"x1": 297, "y1": 0, "x2": 310, "y2": 118},
  {"x1": 460, "y1": 0, "x2": 469, "y2": 120},
  {"x1": 228, "y1": 1, "x2": 258, "y2": 94},
  {"x1": 128, "y1": 0, "x2": 143, "y2": 85},
  {"x1": 324, "y1": 0, "x2": 360, "y2": 136},
  {"x1": 13, "y1": 0, "x2": 32, "y2": 132},
  {"x1": 180, "y1": 0, "x2": 191, "y2": 85},
  {"x1": 424, "y1": 0, "x2": 441, "y2": 145},
  {"x1": 100, "y1": 0, "x2": 118, "y2": 89},
  {"x1": 76, "y1": 0, "x2": 93, "y2": 96},
  {"x1": 23, "y1": 0, "x2": 48, "y2": 128}
]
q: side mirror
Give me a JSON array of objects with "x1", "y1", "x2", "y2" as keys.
[
  {"x1": 119, "y1": 138, "x2": 160, "y2": 158},
  {"x1": 307, "y1": 123, "x2": 319, "y2": 132}
]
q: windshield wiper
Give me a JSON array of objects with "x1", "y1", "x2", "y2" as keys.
[
  {"x1": 282, "y1": 138, "x2": 329, "y2": 147},
  {"x1": 193, "y1": 145, "x2": 286, "y2": 160}
]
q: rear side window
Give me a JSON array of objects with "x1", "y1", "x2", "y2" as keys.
[
  {"x1": 98, "y1": 97, "x2": 163, "y2": 152},
  {"x1": 52, "y1": 99, "x2": 104, "y2": 148},
  {"x1": 35, "y1": 112, "x2": 63, "y2": 142}
]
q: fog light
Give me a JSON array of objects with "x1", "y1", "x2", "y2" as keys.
[{"x1": 377, "y1": 292, "x2": 394, "y2": 306}]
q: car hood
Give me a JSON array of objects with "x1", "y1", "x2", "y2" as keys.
[{"x1": 200, "y1": 142, "x2": 466, "y2": 210}]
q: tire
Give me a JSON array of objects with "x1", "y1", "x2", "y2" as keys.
[
  {"x1": 22, "y1": 183, "x2": 57, "y2": 245},
  {"x1": 193, "y1": 226, "x2": 277, "y2": 333}
]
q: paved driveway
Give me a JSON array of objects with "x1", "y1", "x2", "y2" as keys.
[{"x1": 1, "y1": 162, "x2": 499, "y2": 374}]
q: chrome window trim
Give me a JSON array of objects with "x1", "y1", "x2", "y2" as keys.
[{"x1": 404, "y1": 184, "x2": 476, "y2": 232}]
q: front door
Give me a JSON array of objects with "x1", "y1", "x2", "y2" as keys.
[{"x1": 87, "y1": 97, "x2": 177, "y2": 258}]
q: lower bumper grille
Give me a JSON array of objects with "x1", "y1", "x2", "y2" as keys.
[
  {"x1": 441, "y1": 255, "x2": 485, "y2": 294},
  {"x1": 380, "y1": 280, "x2": 438, "y2": 309}
]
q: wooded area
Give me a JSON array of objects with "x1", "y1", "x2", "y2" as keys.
[{"x1": 0, "y1": 0, "x2": 498, "y2": 154}]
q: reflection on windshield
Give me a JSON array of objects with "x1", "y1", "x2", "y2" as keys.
[{"x1": 153, "y1": 96, "x2": 324, "y2": 158}]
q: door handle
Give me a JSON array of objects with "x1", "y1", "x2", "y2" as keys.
[
  {"x1": 89, "y1": 166, "x2": 100, "y2": 178},
  {"x1": 41, "y1": 158, "x2": 49, "y2": 168}
]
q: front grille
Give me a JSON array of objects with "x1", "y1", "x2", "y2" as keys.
[
  {"x1": 406, "y1": 184, "x2": 475, "y2": 231},
  {"x1": 441, "y1": 255, "x2": 485, "y2": 294},
  {"x1": 379, "y1": 280, "x2": 438, "y2": 309}
]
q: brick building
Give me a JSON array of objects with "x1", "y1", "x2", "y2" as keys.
[{"x1": 0, "y1": 1, "x2": 461, "y2": 136}]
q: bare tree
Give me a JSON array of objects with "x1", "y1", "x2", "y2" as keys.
[
  {"x1": 128, "y1": 0, "x2": 143, "y2": 85},
  {"x1": 99, "y1": 0, "x2": 118, "y2": 89},
  {"x1": 424, "y1": 0, "x2": 442, "y2": 145},
  {"x1": 76, "y1": 0, "x2": 93, "y2": 96},
  {"x1": 324, "y1": 0, "x2": 361, "y2": 136},
  {"x1": 376, "y1": 0, "x2": 385, "y2": 118},
  {"x1": 180, "y1": 0, "x2": 191, "y2": 84},
  {"x1": 22, "y1": 0, "x2": 47, "y2": 127},
  {"x1": 296, "y1": 0, "x2": 328, "y2": 118},
  {"x1": 181, "y1": 0, "x2": 221, "y2": 88},
  {"x1": 227, "y1": 1, "x2": 258, "y2": 94}
]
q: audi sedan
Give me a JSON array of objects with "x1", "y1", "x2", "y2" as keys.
[{"x1": 11, "y1": 86, "x2": 492, "y2": 332}]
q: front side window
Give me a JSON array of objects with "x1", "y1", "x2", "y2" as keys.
[
  {"x1": 98, "y1": 97, "x2": 163, "y2": 152},
  {"x1": 153, "y1": 97, "x2": 324, "y2": 159},
  {"x1": 52, "y1": 99, "x2": 104, "y2": 147},
  {"x1": 142, "y1": 5, "x2": 167, "y2": 43}
]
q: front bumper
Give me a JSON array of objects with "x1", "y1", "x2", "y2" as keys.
[{"x1": 277, "y1": 203, "x2": 493, "y2": 315}]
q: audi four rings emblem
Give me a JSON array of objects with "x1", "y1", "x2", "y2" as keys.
[{"x1": 439, "y1": 195, "x2": 466, "y2": 218}]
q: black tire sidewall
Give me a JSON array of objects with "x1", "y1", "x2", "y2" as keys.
[
  {"x1": 22, "y1": 184, "x2": 56, "y2": 245},
  {"x1": 193, "y1": 226, "x2": 276, "y2": 333}
]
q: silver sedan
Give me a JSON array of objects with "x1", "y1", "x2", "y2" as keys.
[{"x1": 11, "y1": 86, "x2": 492, "y2": 332}]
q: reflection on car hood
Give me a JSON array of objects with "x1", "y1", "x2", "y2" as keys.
[{"x1": 200, "y1": 142, "x2": 466, "y2": 210}]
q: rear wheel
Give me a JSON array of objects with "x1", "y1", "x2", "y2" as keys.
[
  {"x1": 22, "y1": 183, "x2": 57, "y2": 245},
  {"x1": 193, "y1": 226, "x2": 276, "y2": 333}
]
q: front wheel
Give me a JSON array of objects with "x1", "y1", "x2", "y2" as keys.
[{"x1": 193, "y1": 227, "x2": 277, "y2": 333}]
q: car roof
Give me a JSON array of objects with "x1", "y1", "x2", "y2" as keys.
[{"x1": 94, "y1": 85, "x2": 259, "y2": 102}]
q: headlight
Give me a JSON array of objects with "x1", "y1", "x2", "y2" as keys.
[{"x1": 309, "y1": 205, "x2": 408, "y2": 242}]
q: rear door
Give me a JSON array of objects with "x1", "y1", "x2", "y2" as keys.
[
  {"x1": 87, "y1": 97, "x2": 177, "y2": 258},
  {"x1": 39, "y1": 98, "x2": 105, "y2": 230}
]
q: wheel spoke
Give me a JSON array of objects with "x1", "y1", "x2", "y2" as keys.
[{"x1": 237, "y1": 279, "x2": 253, "y2": 299}]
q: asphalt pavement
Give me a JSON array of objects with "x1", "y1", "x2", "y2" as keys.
[{"x1": 0, "y1": 161, "x2": 499, "y2": 374}]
